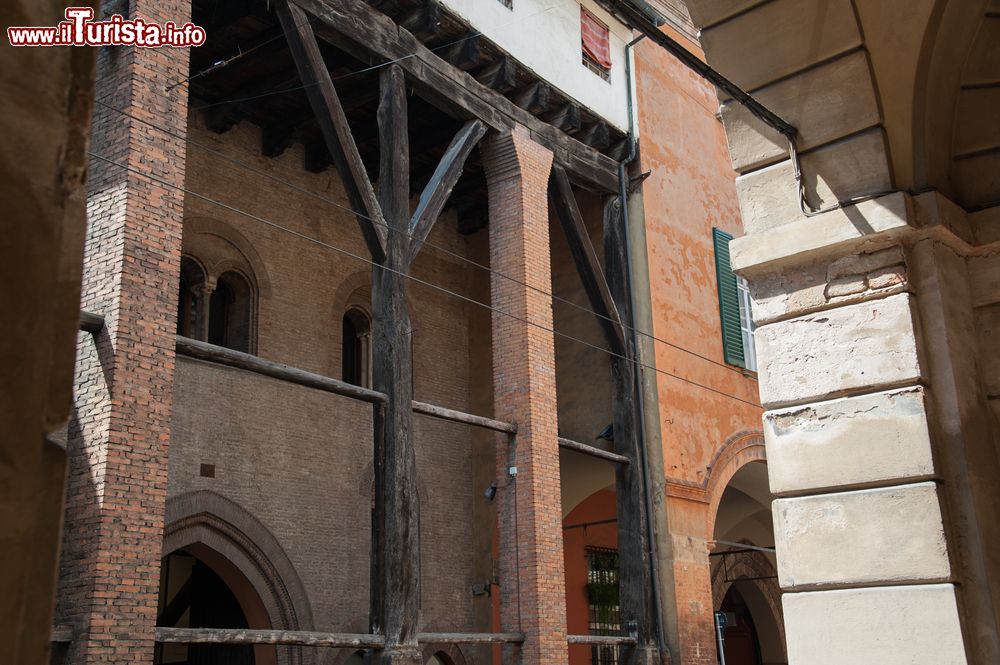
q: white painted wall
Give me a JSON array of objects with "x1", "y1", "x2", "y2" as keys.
[{"x1": 438, "y1": 0, "x2": 633, "y2": 130}]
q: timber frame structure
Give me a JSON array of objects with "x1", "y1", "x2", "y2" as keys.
[{"x1": 71, "y1": 0, "x2": 663, "y2": 663}]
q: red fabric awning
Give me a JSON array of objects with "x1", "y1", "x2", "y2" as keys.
[{"x1": 581, "y1": 8, "x2": 612, "y2": 70}]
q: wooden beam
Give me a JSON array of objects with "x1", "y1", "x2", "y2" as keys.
[
  {"x1": 261, "y1": 123, "x2": 294, "y2": 158},
  {"x1": 440, "y1": 33, "x2": 482, "y2": 70},
  {"x1": 175, "y1": 335, "x2": 387, "y2": 404},
  {"x1": 203, "y1": 105, "x2": 240, "y2": 134},
  {"x1": 558, "y1": 437, "x2": 630, "y2": 465},
  {"x1": 603, "y1": 195, "x2": 661, "y2": 663},
  {"x1": 418, "y1": 633, "x2": 525, "y2": 644},
  {"x1": 399, "y1": 0, "x2": 442, "y2": 39},
  {"x1": 79, "y1": 310, "x2": 104, "y2": 334},
  {"x1": 370, "y1": 62, "x2": 422, "y2": 665},
  {"x1": 511, "y1": 81, "x2": 551, "y2": 115},
  {"x1": 567, "y1": 635, "x2": 638, "y2": 646},
  {"x1": 407, "y1": 119, "x2": 486, "y2": 263},
  {"x1": 576, "y1": 120, "x2": 611, "y2": 152},
  {"x1": 475, "y1": 55, "x2": 517, "y2": 92},
  {"x1": 413, "y1": 400, "x2": 515, "y2": 434},
  {"x1": 377, "y1": 64, "x2": 409, "y2": 235},
  {"x1": 153, "y1": 627, "x2": 525, "y2": 647},
  {"x1": 303, "y1": 141, "x2": 332, "y2": 173},
  {"x1": 543, "y1": 103, "x2": 581, "y2": 133},
  {"x1": 548, "y1": 165, "x2": 625, "y2": 354},
  {"x1": 276, "y1": 0, "x2": 387, "y2": 261},
  {"x1": 155, "y1": 628, "x2": 385, "y2": 648},
  {"x1": 295, "y1": 0, "x2": 620, "y2": 191}
]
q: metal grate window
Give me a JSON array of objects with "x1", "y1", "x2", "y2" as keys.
[{"x1": 586, "y1": 547, "x2": 621, "y2": 665}]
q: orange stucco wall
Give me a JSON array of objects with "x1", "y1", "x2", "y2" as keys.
[{"x1": 634, "y1": 27, "x2": 765, "y2": 665}]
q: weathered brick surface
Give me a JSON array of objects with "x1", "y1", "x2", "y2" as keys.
[
  {"x1": 57, "y1": 2, "x2": 191, "y2": 663},
  {"x1": 482, "y1": 127, "x2": 567, "y2": 665}
]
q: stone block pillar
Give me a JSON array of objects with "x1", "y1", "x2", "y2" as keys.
[
  {"x1": 57, "y1": 2, "x2": 191, "y2": 663},
  {"x1": 481, "y1": 127, "x2": 568, "y2": 665}
]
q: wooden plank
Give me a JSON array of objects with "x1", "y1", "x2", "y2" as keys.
[
  {"x1": 79, "y1": 310, "x2": 105, "y2": 334},
  {"x1": 603, "y1": 195, "x2": 660, "y2": 661},
  {"x1": 276, "y1": 0, "x2": 388, "y2": 261},
  {"x1": 293, "y1": 0, "x2": 620, "y2": 192},
  {"x1": 548, "y1": 165, "x2": 625, "y2": 354},
  {"x1": 407, "y1": 119, "x2": 487, "y2": 263},
  {"x1": 155, "y1": 627, "x2": 385, "y2": 648},
  {"x1": 175, "y1": 336, "x2": 387, "y2": 404},
  {"x1": 558, "y1": 437, "x2": 630, "y2": 465},
  {"x1": 413, "y1": 400, "x2": 515, "y2": 434}
]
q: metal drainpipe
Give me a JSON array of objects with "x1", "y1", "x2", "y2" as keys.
[{"x1": 620, "y1": 32, "x2": 669, "y2": 657}]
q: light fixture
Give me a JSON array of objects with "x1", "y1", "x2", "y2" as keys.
[{"x1": 483, "y1": 480, "x2": 497, "y2": 501}]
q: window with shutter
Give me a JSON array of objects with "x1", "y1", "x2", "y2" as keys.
[{"x1": 713, "y1": 228, "x2": 752, "y2": 369}]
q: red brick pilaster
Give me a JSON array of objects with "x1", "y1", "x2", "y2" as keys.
[
  {"x1": 482, "y1": 127, "x2": 567, "y2": 665},
  {"x1": 57, "y1": 2, "x2": 190, "y2": 663}
]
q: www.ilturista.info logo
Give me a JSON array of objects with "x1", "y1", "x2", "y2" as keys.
[{"x1": 8, "y1": 7, "x2": 206, "y2": 47}]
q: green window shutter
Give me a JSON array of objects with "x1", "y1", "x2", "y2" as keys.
[{"x1": 713, "y1": 228, "x2": 746, "y2": 368}]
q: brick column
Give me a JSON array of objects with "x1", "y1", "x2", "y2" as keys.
[
  {"x1": 482, "y1": 127, "x2": 567, "y2": 665},
  {"x1": 57, "y1": 2, "x2": 190, "y2": 663}
]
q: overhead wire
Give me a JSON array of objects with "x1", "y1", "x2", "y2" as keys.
[
  {"x1": 87, "y1": 148, "x2": 762, "y2": 409},
  {"x1": 94, "y1": 97, "x2": 757, "y2": 382}
]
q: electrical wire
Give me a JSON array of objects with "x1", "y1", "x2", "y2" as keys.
[
  {"x1": 87, "y1": 148, "x2": 763, "y2": 409},
  {"x1": 93, "y1": 97, "x2": 756, "y2": 381}
]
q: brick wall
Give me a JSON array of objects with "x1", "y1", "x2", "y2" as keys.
[
  {"x1": 482, "y1": 126, "x2": 567, "y2": 665},
  {"x1": 58, "y1": 1, "x2": 191, "y2": 663}
]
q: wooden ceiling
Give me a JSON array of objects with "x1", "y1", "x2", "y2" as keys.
[{"x1": 189, "y1": 0, "x2": 628, "y2": 233}]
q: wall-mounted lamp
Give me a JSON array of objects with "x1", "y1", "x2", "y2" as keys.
[{"x1": 483, "y1": 480, "x2": 497, "y2": 501}]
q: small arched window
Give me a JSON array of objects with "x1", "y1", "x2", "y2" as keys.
[
  {"x1": 342, "y1": 307, "x2": 372, "y2": 388},
  {"x1": 176, "y1": 259, "x2": 255, "y2": 353},
  {"x1": 208, "y1": 271, "x2": 252, "y2": 353},
  {"x1": 177, "y1": 257, "x2": 206, "y2": 338}
]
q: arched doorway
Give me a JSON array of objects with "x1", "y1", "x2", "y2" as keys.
[
  {"x1": 155, "y1": 545, "x2": 277, "y2": 665},
  {"x1": 710, "y1": 461, "x2": 785, "y2": 665}
]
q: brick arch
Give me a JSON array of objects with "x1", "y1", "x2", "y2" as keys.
[
  {"x1": 710, "y1": 548, "x2": 785, "y2": 657},
  {"x1": 704, "y1": 430, "x2": 766, "y2": 534},
  {"x1": 183, "y1": 215, "x2": 271, "y2": 299},
  {"x1": 163, "y1": 490, "x2": 316, "y2": 665}
]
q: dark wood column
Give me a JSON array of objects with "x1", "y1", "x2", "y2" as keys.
[
  {"x1": 603, "y1": 196, "x2": 660, "y2": 665},
  {"x1": 278, "y1": 4, "x2": 485, "y2": 658},
  {"x1": 548, "y1": 165, "x2": 662, "y2": 664}
]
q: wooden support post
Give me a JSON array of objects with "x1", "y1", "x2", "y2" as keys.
[
  {"x1": 603, "y1": 196, "x2": 660, "y2": 665},
  {"x1": 548, "y1": 165, "x2": 626, "y2": 355},
  {"x1": 370, "y1": 63, "x2": 422, "y2": 665},
  {"x1": 279, "y1": 8, "x2": 485, "y2": 662}
]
